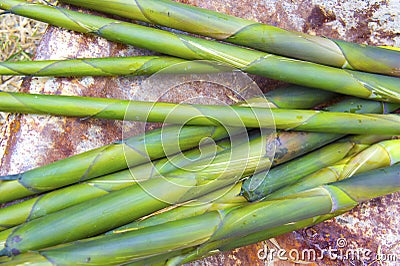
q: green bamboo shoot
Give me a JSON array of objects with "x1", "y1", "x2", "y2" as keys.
[{"x1": 60, "y1": 0, "x2": 400, "y2": 77}]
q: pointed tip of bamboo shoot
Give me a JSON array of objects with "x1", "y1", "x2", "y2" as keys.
[{"x1": 0, "y1": 174, "x2": 19, "y2": 181}]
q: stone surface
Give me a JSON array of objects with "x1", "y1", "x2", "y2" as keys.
[{"x1": 0, "y1": 0, "x2": 399, "y2": 265}]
